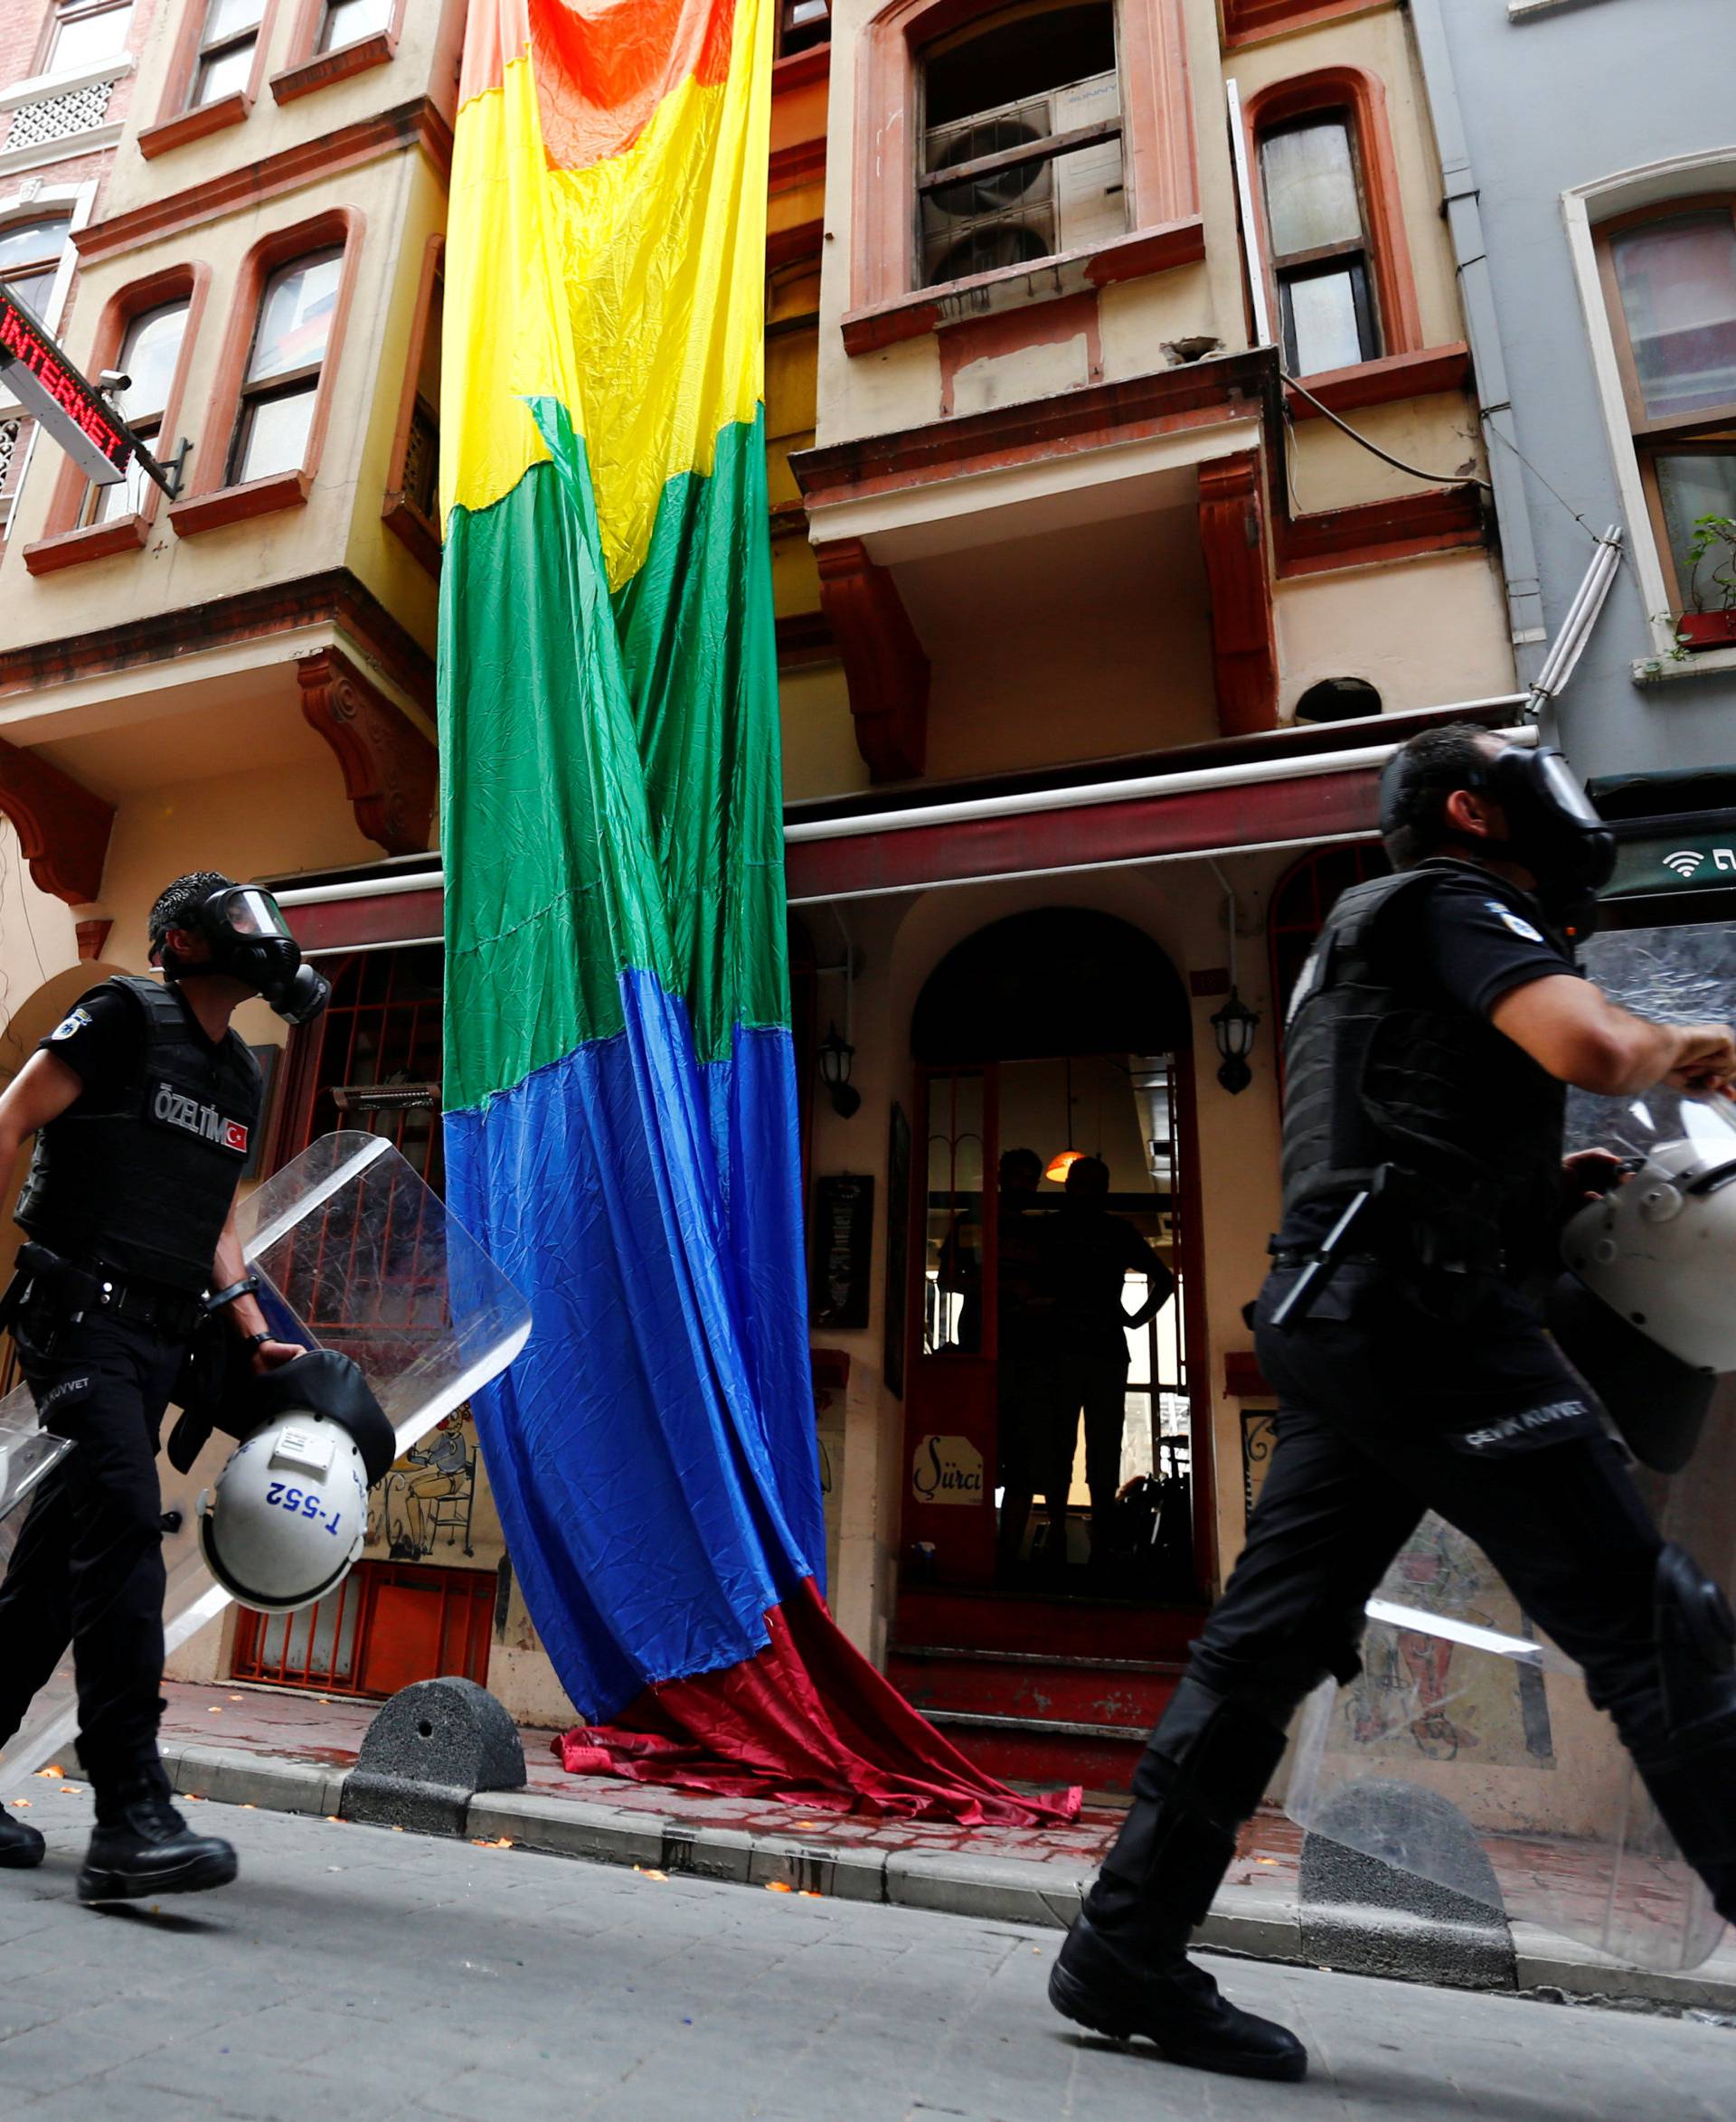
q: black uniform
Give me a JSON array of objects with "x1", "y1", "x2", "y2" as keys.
[
  {"x1": 1076, "y1": 858, "x2": 1735, "y2": 1989},
  {"x1": 0, "y1": 978, "x2": 259, "y2": 1801}
]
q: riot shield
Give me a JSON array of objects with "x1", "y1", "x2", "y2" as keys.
[
  {"x1": 1287, "y1": 920, "x2": 1735, "y2": 1973},
  {"x1": 0, "y1": 1133, "x2": 530, "y2": 1786}
]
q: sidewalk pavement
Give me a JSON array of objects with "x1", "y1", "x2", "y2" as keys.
[{"x1": 66, "y1": 1679, "x2": 1732, "y2": 2020}]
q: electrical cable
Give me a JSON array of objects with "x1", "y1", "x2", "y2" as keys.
[{"x1": 1281, "y1": 369, "x2": 1494, "y2": 489}]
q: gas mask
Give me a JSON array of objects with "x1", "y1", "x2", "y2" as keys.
[
  {"x1": 1381, "y1": 741, "x2": 1615, "y2": 938},
  {"x1": 155, "y1": 885, "x2": 331, "y2": 1026}
]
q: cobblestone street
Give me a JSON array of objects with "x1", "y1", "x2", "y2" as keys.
[{"x1": 0, "y1": 1783, "x2": 1731, "y2": 2122}]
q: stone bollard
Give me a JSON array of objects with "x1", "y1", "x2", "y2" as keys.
[{"x1": 342, "y1": 1675, "x2": 526, "y2": 1836}]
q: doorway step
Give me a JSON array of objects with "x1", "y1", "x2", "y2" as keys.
[{"x1": 889, "y1": 1588, "x2": 1203, "y2": 1797}]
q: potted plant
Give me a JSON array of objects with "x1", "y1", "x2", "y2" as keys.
[{"x1": 1675, "y1": 513, "x2": 1736, "y2": 649}]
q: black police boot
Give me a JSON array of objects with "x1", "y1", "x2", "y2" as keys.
[
  {"x1": 78, "y1": 1769, "x2": 238, "y2": 1903},
  {"x1": 0, "y1": 1808, "x2": 45, "y2": 1870},
  {"x1": 1049, "y1": 1675, "x2": 1307, "y2": 2083}
]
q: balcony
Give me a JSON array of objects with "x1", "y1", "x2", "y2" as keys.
[{"x1": 0, "y1": 56, "x2": 130, "y2": 177}]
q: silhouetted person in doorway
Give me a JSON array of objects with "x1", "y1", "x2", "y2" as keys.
[
  {"x1": 992, "y1": 1147, "x2": 1061, "y2": 1580},
  {"x1": 1042, "y1": 1156, "x2": 1175, "y2": 1575}
]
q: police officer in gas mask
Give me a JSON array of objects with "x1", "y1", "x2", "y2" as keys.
[
  {"x1": 0, "y1": 872, "x2": 328, "y2": 1902},
  {"x1": 1050, "y1": 724, "x2": 1736, "y2": 2083}
]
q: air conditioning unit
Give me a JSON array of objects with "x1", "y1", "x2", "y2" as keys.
[{"x1": 920, "y1": 71, "x2": 1125, "y2": 288}]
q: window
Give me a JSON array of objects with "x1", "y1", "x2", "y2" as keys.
[
  {"x1": 777, "y1": 0, "x2": 829, "y2": 57},
  {"x1": 77, "y1": 300, "x2": 189, "y2": 526},
  {"x1": 0, "y1": 214, "x2": 73, "y2": 326},
  {"x1": 1258, "y1": 113, "x2": 1379, "y2": 375},
  {"x1": 1599, "y1": 202, "x2": 1736, "y2": 615},
  {"x1": 45, "y1": 0, "x2": 133, "y2": 72},
  {"x1": 382, "y1": 240, "x2": 443, "y2": 572},
  {"x1": 228, "y1": 248, "x2": 341, "y2": 486},
  {"x1": 317, "y1": 0, "x2": 391, "y2": 51},
  {"x1": 0, "y1": 419, "x2": 34, "y2": 540},
  {"x1": 915, "y1": 2, "x2": 1124, "y2": 289},
  {"x1": 187, "y1": 0, "x2": 266, "y2": 108}
]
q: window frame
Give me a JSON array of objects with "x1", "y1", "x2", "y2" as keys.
[
  {"x1": 775, "y1": 0, "x2": 830, "y2": 60},
  {"x1": 0, "y1": 182, "x2": 97, "y2": 417},
  {"x1": 169, "y1": 207, "x2": 365, "y2": 538},
  {"x1": 849, "y1": 0, "x2": 1198, "y2": 351},
  {"x1": 226, "y1": 245, "x2": 343, "y2": 488},
  {"x1": 1241, "y1": 68, "x2": 1423, "y2": 382},
  {"x1": 39, "y1": 0, "x2": 135, "y2": 78},
  {"x1": 911, "y1": 3, "x2": 1127, "y2": 296},
  {"x1": 24, "y1": 263, "x2": 209, "y2": 575},
  {"x1": 381, "y1": 234, "x2": 444, "y2": 578},
  {"x1": 271, "y1": 0, "x2": 406, "y2": 103},
  {"x1": 188, "y1": 0, "x2": 268, "y2": 112},
  {"x1": 141, "y1": 0, "x2": 279, "y2": 155},
  {"x1": 1594, "y1": 193, "x2": 1736, "y2": 619},
  {"x1": 1257, "y1": 109, "x2": 1381, "y2": 377}
]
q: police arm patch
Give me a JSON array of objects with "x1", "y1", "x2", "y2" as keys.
[
  {"x1": 1486, "y1": 900, "x2": 1544, "y2": 944},
  {"x1": 49, "y1": 1006, "x2": 93, "y2": 1042}
]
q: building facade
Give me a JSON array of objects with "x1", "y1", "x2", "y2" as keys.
[{"x1": 0, "y1": 0, "x2": 1574, "y2": 1795}]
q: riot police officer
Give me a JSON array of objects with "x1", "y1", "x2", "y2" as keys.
[
  {"x1": 1049, "y1": 724, "x2": 1736, "y2": 2082},
  {"x1": 0, "y1": 872, "x2": 326, "y2": 1902}
]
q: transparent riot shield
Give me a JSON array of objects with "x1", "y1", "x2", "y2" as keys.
[
  {"x1": 1288, "y1": 920, "x2": 1736, "y2": 1973},
  {"x1": 0, "y1": 1132, "x2": 530, "y2": 1787}
]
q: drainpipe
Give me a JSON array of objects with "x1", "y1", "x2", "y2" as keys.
[{"x1": 1407, "y1": 0, "x2": 1550, "y2": 693}]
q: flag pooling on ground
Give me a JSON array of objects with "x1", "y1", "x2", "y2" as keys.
[{"x1": 439, "y1": 0, "x2": 1076, "y2": 1824}]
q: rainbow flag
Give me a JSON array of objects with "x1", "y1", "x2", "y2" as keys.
[{"x1": 438, "y1": 0, "x2": 825, "y2": 1720}]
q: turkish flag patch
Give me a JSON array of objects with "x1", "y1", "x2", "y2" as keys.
[{"x1": 223, "y1": 1120, "x2": 250, "y2": 1155}]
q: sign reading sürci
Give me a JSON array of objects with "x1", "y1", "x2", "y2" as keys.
[{"x1": 0, "y1": 285, "x2": 132, "y2": 486}]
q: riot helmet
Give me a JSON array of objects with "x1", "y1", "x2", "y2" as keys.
[
  {"x1": 148, "y1": 872, "x2": 330, "y2": 1025},
  {"x1": 1378, "y1": 728, "x2": 1615, "y2": 904}
]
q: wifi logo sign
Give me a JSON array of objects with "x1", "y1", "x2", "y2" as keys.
[{"x1": 1664, "y1": 849, "x2": 1706, "y2": 880}]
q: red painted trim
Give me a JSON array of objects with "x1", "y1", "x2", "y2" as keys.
[
  {"x1": 296, "y1": 646, "x2": 437, "y2": 855},
  {"x1": 767, "y1": 216, "x2": 825, "y2": 270},
  {"x1": 769, "y1": 135, "x2": 826, "y2": 191},
  {"x1": 168, "y1": 467, "x2": 312, "y2": 537},
  {"x1": 815, "y1": 538, "x2": 929, "y2": 781},
  {"x1": 773, "y1": 45, "x2": 830, "y2": 92},
  {"x1": 936, "y1": 291, "x2": 1100, "y2": 419},
  {"x1": 1285, "y1": 342, "x2": 1472, "y2": 420},
  {"x1": 271, "y1": 29, "x2": 397, "y2": 105},
  {"x1": 1198, "y1": 452, "x2": 1278, "y2": 737},
  {"x1": 1223, "y1": 1350, "x2": 1273, "y2": 1399},
  {"x1": 1276, "y1": 484, "x2": 1485, "y2": 577},
  {"x1": 289, "y1": 883, "x2": 443, "y2": 956},
  {"x1": 22, "y1": 513, "x2": 147, "y2": 574},
  {"x1": 785, "y1": 765, "x2": 1381, "y2": 902},
  {"x1": 793, "y1": 349, "x2": 1275, "y2": 509},
  {"x1": 137, "y1": 87, "x2": 253, "y2": 161},
  {"x1": 75, "y1": 101, "x2": 450, "y2": 261},
  {"x1": 842, "y1": 217, "x2": 1205, "y2": 357},
  {"x1": 0, "y1": 735, "x2": 114, "y2": 906},
  {"x1": 1223, "y1": 0, "x2": 1391, "y2": 48}
]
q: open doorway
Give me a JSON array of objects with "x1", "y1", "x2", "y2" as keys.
[
  {"x1": 900, "y1": 910, "x2": 1210, "y2": 1606},
  {"x1": 892, "y1": 910, "x2": 1208, "y2": 1788}
]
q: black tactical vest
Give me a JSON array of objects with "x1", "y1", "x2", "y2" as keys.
[
  {"x1": 17, "y1": 976, "x2": 263, "y2": 1295},
  {"x1": 1278, "y1": 863, "x2": 1567, "y2": 1272}
]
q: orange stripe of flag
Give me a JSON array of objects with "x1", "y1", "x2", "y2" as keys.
[{"x1": 458, "y1": 0, "x2": 737, "y2": 171}]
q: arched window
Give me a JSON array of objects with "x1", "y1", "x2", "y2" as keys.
[
  {"x1": 1596, "y1": 197, "x2": 1736, "y2": 625},
  {"x1": 1243, "y1": 70, "x2": 1422, "y2": 380}
]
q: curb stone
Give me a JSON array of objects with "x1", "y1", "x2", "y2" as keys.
[{"x1": 157, "y1": 1740, "x2": 1736, "y2": 2017}]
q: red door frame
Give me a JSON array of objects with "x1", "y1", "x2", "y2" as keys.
[
  {"x1": 901, "y1": 1050, "x2": 1215, "y2": 1600},
  {"x1": 900, "y1": 1063, "x2": 1001, "y2": 1585}
]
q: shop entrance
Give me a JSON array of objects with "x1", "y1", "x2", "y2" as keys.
[{"x1": 890, "y1": 910, "x2": 1210, "y2": 1792}]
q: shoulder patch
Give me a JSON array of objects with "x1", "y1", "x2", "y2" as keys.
[
  {"x1": 49, "y1": 1006, "x2": 93, "y2": 1042},
  {"x1": 1485, "y1": 900, "x2": 1544, "y2": 944}
]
